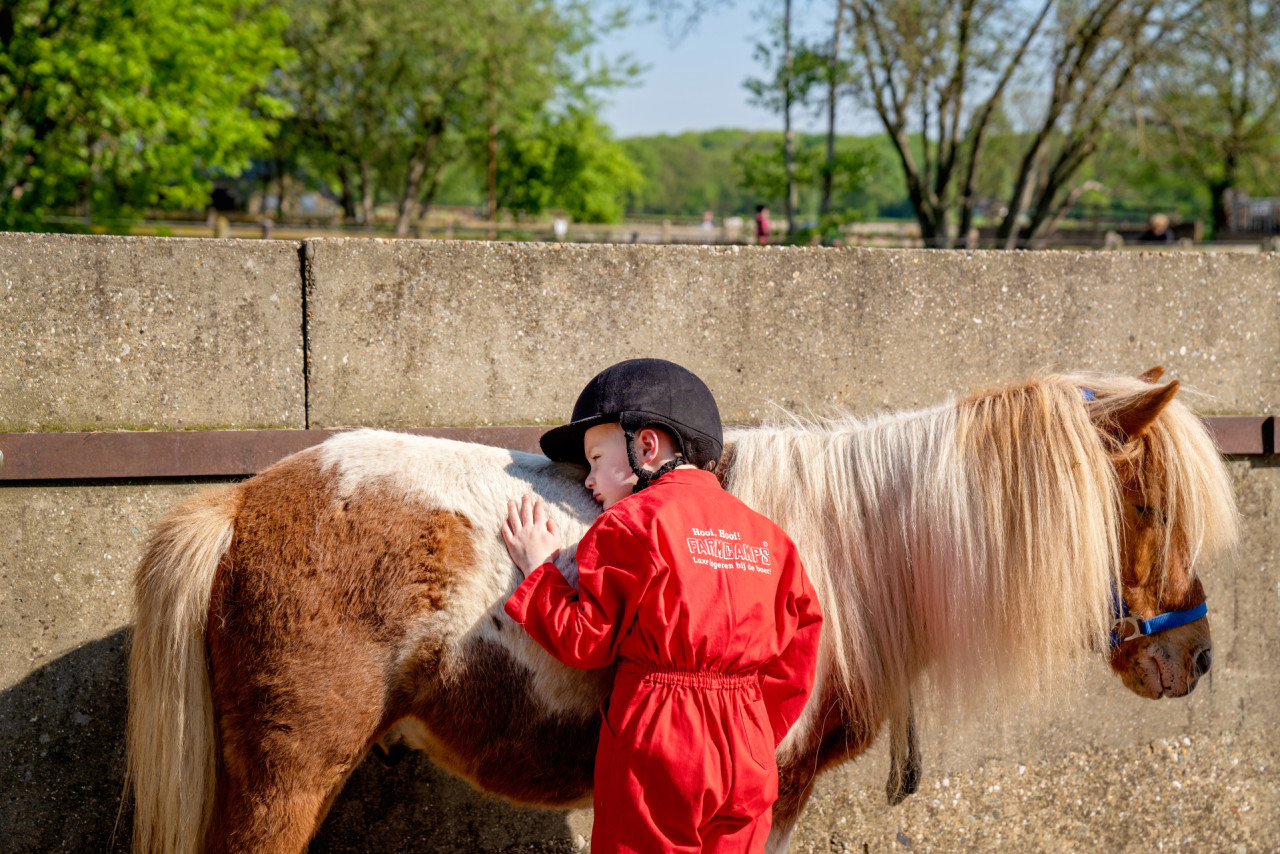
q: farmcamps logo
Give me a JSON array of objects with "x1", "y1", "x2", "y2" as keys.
[{"x1": 686, "y1": 527, "x2": 772, "y2": 574}]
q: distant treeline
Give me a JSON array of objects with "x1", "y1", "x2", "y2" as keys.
[
  {"x1": 439, "y1": 127, "x2": 1209, "y2": 228},
  {"x1": 6, "y1": 0, "x2": 1276, "y2": 242},
  {"x1": 615, "y1": 130, "x2": 909, "y2": 221}
]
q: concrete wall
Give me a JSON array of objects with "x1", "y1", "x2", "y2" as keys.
[
  {"x1": 304, "y1": 238, "x2": 1280, "y2": 427},
  {"x1": 1, "y1": 233, "x2": 305, "y2": 431},
  {"x1": 2, "y1": 233, "x2": 1278, "y2": 851}
]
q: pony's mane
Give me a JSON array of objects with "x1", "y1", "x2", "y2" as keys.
[{"x1": 723, "y1": 373, "x2": 1238, "y2": 727}]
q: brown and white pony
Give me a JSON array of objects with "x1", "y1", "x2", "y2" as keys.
[{"x1": 127, "y1": 370, "x2": 1238, "y2": 854}]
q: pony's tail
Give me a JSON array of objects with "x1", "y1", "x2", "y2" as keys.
[{"x1": 127, "y1": 486, "x2": 240, "y2": 854}]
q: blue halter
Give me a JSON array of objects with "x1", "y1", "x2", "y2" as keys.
[
  {"x1": 1081, "y1": 386, "x2": 1210, "y2": 646},
  {"x1": 1111, "y1": 593, "x2": 1208, "y2": 646}
]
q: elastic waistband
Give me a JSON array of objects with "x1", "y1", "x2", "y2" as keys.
[{"x1": 617, "y1": 661, "x2": 759, "y2": 689}]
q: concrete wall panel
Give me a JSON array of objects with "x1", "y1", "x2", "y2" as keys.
[
  {"x1": 305, "y1": 240, "x2": 1280, "y2": 428},
  {"x1": 0, "y1": 233, "x2": 305, "y2": 431}
]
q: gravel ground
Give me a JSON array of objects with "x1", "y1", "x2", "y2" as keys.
[{"x1": 788, "y1": 729, "x2": 1278, "y2": 853}]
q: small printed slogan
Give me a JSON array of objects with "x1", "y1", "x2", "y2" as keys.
[{"x1": 685, "y1": 527, "x2": 771, "y2": 574}]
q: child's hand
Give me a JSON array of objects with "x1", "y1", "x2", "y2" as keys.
[{"x1": 502, "y1": 494, "x2": 563, "y2": 576}]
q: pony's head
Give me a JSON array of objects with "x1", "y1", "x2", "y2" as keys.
[{"x1": 1080, "y1": 368, "x2": 1239, "y2": 699}]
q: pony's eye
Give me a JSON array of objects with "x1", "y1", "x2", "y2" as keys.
[{"x1": 1130, "y1": 503, "x2": 1164, "y2": 525}]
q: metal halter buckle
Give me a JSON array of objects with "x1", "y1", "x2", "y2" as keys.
[{"x1": 1113, "y1": 615, "x2": 1145, "y2": 644}]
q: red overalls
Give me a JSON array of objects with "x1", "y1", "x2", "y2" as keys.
[{"x1": 505, "y1": 469, "x2": 822, "y2": 854}]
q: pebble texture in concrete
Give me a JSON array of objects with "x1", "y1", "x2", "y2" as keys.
[
  {"x1": 0, "y1": 233, "x2": 305, "y2": 431},
  {"x1": 790, "y1": 728, "x2": 1279, "y2": 853},
  {"x1": 305, "y1": 240, "x2": 1280, "y2": 428}
]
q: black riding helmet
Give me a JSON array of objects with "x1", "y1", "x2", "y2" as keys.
[{"x1": 539, "y1": 359, "x2": 724, "y2": 479}]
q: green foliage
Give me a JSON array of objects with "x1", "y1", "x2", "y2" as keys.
[
  {"x1": 742, "y1": 19, "x2": 831, "y2": 117},
  {"x1": 0, "y1": 0, "x2": 292, "y2": 228},
  {"x1": 620, "y1": 130, "x2": 755, "y2": 216},
  {"x1": 498, "y1": 110, "x2": 644, "y2": 222},
  {"x1": 277, "y1": 0, "x2": 639, "y2": 227},
  {"x1": 734, "y1": 134, "x2": 878, "y2": 237},
  {"x1": 277, "y1": 0, "x2": 486, "y2": 220},
  {"x1": 619, "y1": 129, "x2": 891, "y2": 221},
  {"x1": 1065, "y1": 129, "x2": 1208, "y2": 224}
]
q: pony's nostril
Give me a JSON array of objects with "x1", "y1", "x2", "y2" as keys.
[{"x1": 1192, "y1": 646, "x2": 1213, "y2": 678}]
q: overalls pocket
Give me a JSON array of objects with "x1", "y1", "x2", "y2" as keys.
[{"x1": 741, "y1": 696, "x2": 777, "y2": 773}]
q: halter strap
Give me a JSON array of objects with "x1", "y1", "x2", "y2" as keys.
[{"x1": 1111, "y1": 594, "x2": 1208, "y2": 646}]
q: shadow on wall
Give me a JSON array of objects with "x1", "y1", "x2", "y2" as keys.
[
  {"x1": 0, "y1": 630, "x2": 132, "y2": 853},
  {"x1": 0, "y1": 631, "x2": 581, "y2": 853}
]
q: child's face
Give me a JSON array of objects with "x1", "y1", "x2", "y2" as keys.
[{"x1": 583, "y1": 423, "x2": 637, "y2": 510}]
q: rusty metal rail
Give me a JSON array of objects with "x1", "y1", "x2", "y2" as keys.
[
  {"x1": 0, "y1": 427, "x2": 548, "y2": 482},
  {"x1": 0, "y1": 417, "x2": 1272, "y2": 483}
]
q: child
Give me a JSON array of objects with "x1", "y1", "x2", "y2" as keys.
[{"x1": 502, "y1": 358, "x2": 822, "y2": 854}]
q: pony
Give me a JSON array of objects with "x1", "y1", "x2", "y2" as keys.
[{"x1": 126, "y1": 369, "x2": 1238, "y2": 854}]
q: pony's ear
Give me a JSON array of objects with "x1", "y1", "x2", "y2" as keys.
[
  {"x1": 1102, "y1": 380, "x2": 1180, "y2": 443},
  {"x1": 1138, "y1": 366, "x2": 1165, "y2": 384}
]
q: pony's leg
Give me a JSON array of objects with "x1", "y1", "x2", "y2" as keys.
[
  {"x1": 768, "y1": 695, "x2": 881, "y2": 854},
  {"x1": 203, "y1": 673, "x2": 385, "y2": 854},
  {"x1": 206, "y1": 772, "x2": 336, "y2": 854},
  {"x1": 765, "y1": 766, "x2": 818, "y2": 854},
  {"x1": 885, "y1": 692, "x2": 921, "y2": 805},
  {"x1": 205, "y1": 618, "x2": 392, "y2": 854}
]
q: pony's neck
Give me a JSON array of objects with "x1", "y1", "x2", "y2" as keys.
[
  {"x1": 724, "y1": 406, "x2": 956, "y2": 728},
  {"x1": 724, "y1": 382, "x2": 1124, "y2": 722}
]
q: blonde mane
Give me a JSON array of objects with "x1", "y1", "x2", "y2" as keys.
[{"x1": 723, "y1": 373, "x2": 1238, "y2": 731}]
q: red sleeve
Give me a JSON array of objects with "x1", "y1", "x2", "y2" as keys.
[
  {"x1": 759, "y1": 547, "x2": 823, "y2": 746},
  {"x1": 503, "y1": 513, "x2": 652, "y2": 670}
]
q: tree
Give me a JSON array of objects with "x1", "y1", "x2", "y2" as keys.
[
  {"x1": 0, "y1": 0, "x2": 291, "y2": 229},
  {"x1": 995, "y1": 0, "x2": 1192, "y2": 248},
  {"x1": 1138, "y1": 0, "x2": 1280, "y2": 235},
  {"x1": 276, "y1": 0, "x2": 406, "y2": 225},
  {"x1": 496, "y1": 109, "x2": 644, "y2": 222},
  {"x1": 744, "y1": 11, "x2": 829, "y2": 235},
  {"x1": 846, "y1": 0, "x2": 1052, "y2": 247},
  {"x1": 845, "y1": 0, "x2": 1192, "y2": 248},
  {"x1": 820, "y1": 1, "x2": 854, "y2": 218},
  {"x1": 279, "y1": 0, "x2": 635, "y2": 233},
  {"x1": 470, "y1": 0, "x2": 637, "y2": 233}
]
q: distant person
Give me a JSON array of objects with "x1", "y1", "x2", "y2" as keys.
[
  {"x1": 700, "y1": 210, "x2": 716, "y2": 244},
  {"x1": 1138, "y1": 213, "x2": 1176, "y2": 243},
  {"x1": 754, "y1": 205, "x2": 770, "y2": 245}
]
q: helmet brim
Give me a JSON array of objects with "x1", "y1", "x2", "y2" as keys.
[{"x1": 538, "y1": 413, "x2": 617, "y2": 464}]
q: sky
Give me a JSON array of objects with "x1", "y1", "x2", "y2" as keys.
[{"x1": 592, "y1": 1, "x2": 873, "y2": 139}]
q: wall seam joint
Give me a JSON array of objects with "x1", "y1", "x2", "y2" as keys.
[{"x1": 301, "y1": 240, "x2": 315, "y2": 429}]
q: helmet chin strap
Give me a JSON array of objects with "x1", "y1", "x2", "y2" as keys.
[{"x1": 625, "y1": 430, "x2": 684, "y2": 493}]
